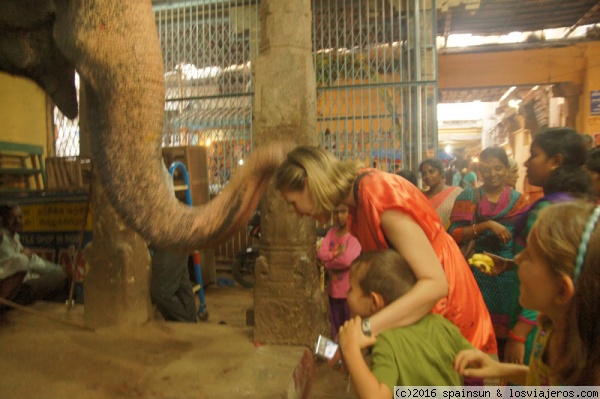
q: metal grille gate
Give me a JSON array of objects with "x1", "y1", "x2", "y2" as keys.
[
  {"x1": 54, "y1": 0, "x2": 437, "y2": 180},
  {"x1": 313, "y1": 0, "x2": 438, "y2": 173},
  {"x1": 52, "y1": 1, "x2": 437, "y2": 258},
  {"x1": 155, "y1": 0, "x2": 259, "y2": 194},
  {"x1": 54, "y1": 0, "x2": 437, "y2": 176}
]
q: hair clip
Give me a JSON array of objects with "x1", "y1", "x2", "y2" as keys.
[{"x1": 574, "y1": 205, "x2": 600, "y2": 283}]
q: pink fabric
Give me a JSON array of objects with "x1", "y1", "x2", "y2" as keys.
[
  {"x1": 317, "y1": 227, "x2": 361, "y2": 298},
  {"x1": 479, "y1": 186, "x2": 513, "y2": 219}
]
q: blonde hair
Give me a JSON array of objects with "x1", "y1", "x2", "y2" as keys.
[
  {"x1": 274, "y1": 146, "x2": 362, "y2": 215},
  {"x1": 530, "y1": 201, "x2": 600, "y2": 385},
  {"x1": 350, "y1": 250, "x2": 416, "y2": 306}
]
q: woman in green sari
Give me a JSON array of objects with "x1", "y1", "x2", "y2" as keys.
[{"x1": 449, "y1": 147, "x2": 529, "y2": 357}]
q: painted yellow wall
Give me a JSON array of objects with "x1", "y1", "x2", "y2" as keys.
[
  {"x1": 2, "y1": 41, "x2": 600, "y2": 155},
  {"x1": 0, "y1": 71, "x2": 51, "y2": 155},
  {"x1": 438, "y1": 44, "x2": 587, "y2": 88},
  {"x1": 579, "y1": 42, "x2": 600, "y2": 138},
  {"x1": 439, "y1": 41, "x2": 600, "y2": 136}
]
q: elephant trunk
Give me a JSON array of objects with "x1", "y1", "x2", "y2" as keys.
[{"x1": 52, "y1": 0, "x2": 282, "y2": 250}]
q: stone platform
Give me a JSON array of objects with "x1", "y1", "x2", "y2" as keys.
[{"x1": 0, "y1": 281, "x2": 357, "y2": 399}]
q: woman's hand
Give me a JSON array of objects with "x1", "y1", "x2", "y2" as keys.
[
  {"x1": 482, "y1": 252, "x2": 515, "y2": 276},
  {"x1": 485, "y1": 221, "x2": 512, "y2": 244}
]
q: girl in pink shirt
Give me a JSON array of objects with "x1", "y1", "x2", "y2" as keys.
[{"x1": 318, "y1": 204, "x2": 361, "y2": 338}]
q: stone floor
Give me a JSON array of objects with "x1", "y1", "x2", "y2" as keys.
[{"x1": 0, "y1": 270, "x2": 357, "y2": 399}]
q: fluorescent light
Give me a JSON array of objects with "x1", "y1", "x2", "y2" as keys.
[
  {"x1": 508, "y1": 99, "x2": 522, "y2": 109},
  {"x1": 499, "y1": 86, "x2": 516, "y2": 102}
]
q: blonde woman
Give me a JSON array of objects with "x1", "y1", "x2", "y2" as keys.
[{"x1": 274, "y1": 146, "x2": 496, "y2": 358}]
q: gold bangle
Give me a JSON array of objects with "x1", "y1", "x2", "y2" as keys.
[{"x1": 472, "y1": 224, "x2": 477, "y2": 237}]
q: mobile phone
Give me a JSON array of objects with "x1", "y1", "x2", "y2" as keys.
[{"x1": 314, "y1": 334, "x2": 339, "y2": 360}]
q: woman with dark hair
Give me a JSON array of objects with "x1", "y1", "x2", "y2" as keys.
[
  {"x1": 498, "y1": 127, "x2": 595, "y2": 366},
  {"x1": 449, "y1": 146, "x2": 529, "y2": 355},
  {"x1": 420, "y1": 158, "x2": 462, "y2": 229},
  {"x1": 585, "y1": 147, "x2": 600, "y2": 199}
]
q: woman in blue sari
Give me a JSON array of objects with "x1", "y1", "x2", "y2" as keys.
[{"x1": 449, "y1": 147, "x2": 529, "y2": 356}]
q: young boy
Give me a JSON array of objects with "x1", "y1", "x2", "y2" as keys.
[{"x1": 339, "y1": 250, "x2": 473, "y2": 397}]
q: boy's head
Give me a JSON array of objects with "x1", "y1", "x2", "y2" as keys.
[{"x1": 346, "y1": 249, "x2": 416, "y2": 317}]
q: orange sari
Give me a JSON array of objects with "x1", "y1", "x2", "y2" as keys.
[{"x1": 348, "y1": 169, "x2": 497, "y2": 354}]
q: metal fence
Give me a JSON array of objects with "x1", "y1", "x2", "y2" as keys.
[
  {"x1": 55, "y1": 0, "x2": 438, "y2": 177},
  {"x1": 155, "y1": 0, "x2": 259, "y2": 193},
  {"x1": 52, "y1": 0, "x2": 438, "y2": 258},
  {"x1": 313, "y1": 0, "x2": 438, "y2": 173}
]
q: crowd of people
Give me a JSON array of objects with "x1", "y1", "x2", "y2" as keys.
[
  {"x1": 1, "y1": 127, "x2": 599, "y2": 393},
  {"x1": 276, "y1": 127, "x2": 600, "y2": 393}
]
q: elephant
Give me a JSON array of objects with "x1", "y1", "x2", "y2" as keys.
[{"x1": 0, "y1": 0, "x2": 285, "y2": 250}]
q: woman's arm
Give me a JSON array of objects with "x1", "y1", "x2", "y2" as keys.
[
  {"x1": 451, "y1": 219, "x2": 511, "y2": 245},
  {"x1": 369, "y1": 210, "x2": 448, "y2": 336}
]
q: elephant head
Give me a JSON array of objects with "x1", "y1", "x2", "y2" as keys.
[
  {"x1": 1, "y1": 0, "x2": 284, "y2": 250},
  {"x1": 0, "y1": 0, "x2": 77, "y2": 118}
]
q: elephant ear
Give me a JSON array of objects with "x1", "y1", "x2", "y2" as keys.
[{"x1": 0, "y1": 0, "x2": 78, "y2": 118}]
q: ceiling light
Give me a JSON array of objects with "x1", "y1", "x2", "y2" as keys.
[
  {"x1": 508, "y1": 99, "x2": 522, "y2": 109},
  {"x1": 499, "y1": 86, "x2": 516, "y2": 102}
]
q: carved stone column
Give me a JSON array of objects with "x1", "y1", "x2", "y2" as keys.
[{"x1": 252, "y1": 0, "x2": 329, "y2": 346}]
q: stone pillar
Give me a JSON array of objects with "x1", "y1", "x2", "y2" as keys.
[
  {"x1": 79, "y1": 83, "x2": 153, "y2": 329},
  {"x1": 83, "y1": 170, "x2": 153, "y2": 328},
  {"x1": 252, "y1": 0, "x2": 329, "y2": 346}
]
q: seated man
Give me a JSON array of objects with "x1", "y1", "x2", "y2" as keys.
[
  {"x1": 339, "y1": 250, "x2": 474, "y2": 397},
  {"x1": 0, "y1": 229, "x2": 28, "y2": 313},
  {"x1": 0, "y1": 202, "x2": 68, "y2": 305}
]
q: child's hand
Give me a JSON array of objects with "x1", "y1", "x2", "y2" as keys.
[
  {"x1": 332, "y1": 246, "x2": 344, "y2": 258},
  {"x1": 504, "y1": 339, "x2": 525, "y2": 364},
  {"x1": 453, "y1": 349, "x2": 501, "y2": 379},
  {"x1": 338, "y1": 316, "x2": 377, "y2": 351}
]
